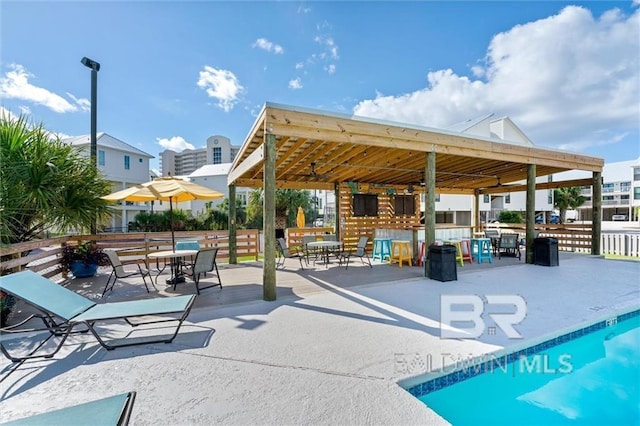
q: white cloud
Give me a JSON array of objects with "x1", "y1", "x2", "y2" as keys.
[
  {"x1": 156, "y1": 136, "x2": 195, "y2": 152},
  {"x1": 197, "y1": 65, "x2": 244, "y2": 112},
  {"x1": 325, "y1": 64, "x2": 336, "y2": 75},
  {"x1": 0, "y1": 64, "x2": 89, "y2": 113},
  {"x1": 0, "y1": 106, "x2": 18, "y2": 121},
  {"x1": 295, "y1": 62, "x2": 304, "y2": 70},
  {"x1": 18, "y1": 105, "x2": 31, "y2": 115},
  {"x1": 288, "y1": 78, "x2": 303, "y2": 90},
  {"x1": 354, "y1": 6, "x2": 639, "y2": 153},
  {"x1": 252, "y1": 38, "x2": 284, "y2": 54}
]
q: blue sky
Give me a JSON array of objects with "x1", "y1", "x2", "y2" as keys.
[{"x1": 1, "y1": 1, "x2": 638, "y2": 172}]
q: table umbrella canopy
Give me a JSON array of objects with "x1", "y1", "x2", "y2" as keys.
[
  {"x1": 296, "y1": 206, "x2": 305, "y2": 228},
  {"x1": 102, "y1": 176, "x2": 224, "y2": 250}
]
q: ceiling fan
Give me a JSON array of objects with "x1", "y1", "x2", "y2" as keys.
[{"x1": 290, "y1": 162, "x2": 335, "y2": 180}]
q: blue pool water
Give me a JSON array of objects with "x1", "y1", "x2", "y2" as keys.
[{"x1": 415, "y1": 313, "x2": 640, "y2": 425}]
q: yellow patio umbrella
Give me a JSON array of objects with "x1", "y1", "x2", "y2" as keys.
[
  {"x1": 296, "y1": 206, "x2": 305, "y2": 228},
  {"x1": 102, "y1": 176, "x2": 224, "y2": 250}
]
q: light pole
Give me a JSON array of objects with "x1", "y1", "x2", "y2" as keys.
[{"x1": 81, "y1": 56, "x2": 100, "y2": 234}]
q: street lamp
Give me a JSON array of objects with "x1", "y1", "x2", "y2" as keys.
[{"x1": 81, "y1": 56, "x2": 100, "y2": 234}]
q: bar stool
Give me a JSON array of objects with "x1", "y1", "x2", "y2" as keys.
[
  {"x1": 460, "y1": 238, "x2": 473, "y2": 264},
  {"x1": 470, "y1": 238, "x2": 493, "y2": 264},
  {"x1": 444, "y1": 239, "x2": 464, "y2": 267},
  {"x1": 390, "y1": 240, "x2": 412, "y2": 268},
  {"x1": 372, "y1": 238, "x2": 392, "y2": 262},
  {"x1": 418, "y1": 241, "x2": 426, "y2": 266}
]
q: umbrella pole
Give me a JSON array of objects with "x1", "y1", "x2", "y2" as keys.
[{"x1": 170, "y1": 197, "x2": 176, "y2": 252}]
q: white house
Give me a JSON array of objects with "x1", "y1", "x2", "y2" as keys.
[
  {"x1": 188, "y1": 164, "x2": 251, "y2": 217},
  {"x1": 63, "y1": 132, "x2": 154, "y2": 231}
]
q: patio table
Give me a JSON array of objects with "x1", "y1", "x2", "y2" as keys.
[
  {"x1": 307, "y1": 241, "x2": 342, "y2": 267},
  {"x1": 148, "y1": 249, "x2": 198, "y2": 285}
]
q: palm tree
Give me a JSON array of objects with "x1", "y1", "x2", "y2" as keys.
[
  {"x1": 554, "y1": 187, "x2": 586, "y2": 224},
  {"x1": 0, "y1": 113, "x2": 112, "y2": 243},
  {"x1": 246, "y1": 188, "x2": 312, "y2": 229}
]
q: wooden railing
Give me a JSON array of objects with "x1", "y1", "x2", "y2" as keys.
[
  {"x1": 0, "y1": 230, "x2": 260, "y2": 278},
  {"x1": 483, "y1": 223, "x2": 594, "y2": 253}
]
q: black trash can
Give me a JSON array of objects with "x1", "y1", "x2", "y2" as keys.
[
  {"x1": 429, "y1": 244, "x2": 458, "y2": 282},
  {"x1": 533, "y1": 237, "x2": 559, "y2": 266}
]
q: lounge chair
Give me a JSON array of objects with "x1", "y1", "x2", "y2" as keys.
[
  {"x1": 498, "y1": 233, "x2": 521, "y2": 260},
  {"x1": 103, "y1": 249, "x2": 154, "y2": 297},
  {"x1": 275, "y1": 238, "x2": 304, "y2": 270},
  {"x1": 0, "y1": 270, "x2": 195, "y2": 363},
  {"x1": 484, "y1": 229, "x2": 500, "y2": 255},
  {"x1": 337, "y1": 236, "x2": 372, "y2": 270},
  {"x1": 181, "y1": 248, "x2": 222, "y2": 295},
  {"x1": 2, "y1": 391, "x2": 136, "y2": 425},
  {"x1": 301, "y1": 235, "x2": 317, "y2": 265}
]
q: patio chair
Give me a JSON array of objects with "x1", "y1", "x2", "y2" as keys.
[
  {"x1": 301, "y1": 235, "x2": 318, "y2": 265},
  {"x1": 181, "y1": 248, "x2": 222, "y2": 295},
  {"x1": 337, "y1": 236, "x2": 372, "y2": 270},
  {"x1": 0, "y1": 270, "x2": 195, "y2": 363},
  {"x1": 3, "y1": 391, "x2": 136, "y2": 425},
  {"x1": 275, "y1": 238, "x2": 304, "y2": 270},
  {"x1": 498, "y1": 233, "x2": 521, "y2": 260},
  {"x1": 103, "y1": 249, "x2": 154, "y2": 297},
  {"x1": 484, "y1": 229, "x2": 501, "y2": 255}
]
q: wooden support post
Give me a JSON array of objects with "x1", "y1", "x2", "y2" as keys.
[
  {"x1": 474, "y1": 190, "x2": 481, "y2": 234},
  {"x1": 263, "y1": 133, "x2": 277, "y2": 301},
  {"x1": 425, "y1": 152, "x2": 436, "y2": 277},
  {"x1": 334, "y1": 184, "x2": 341, "y2": 241},
  {"x1": 592, "y1": 171, "x2": 602, "y2": 255},
  {"x1": 525, "y1": 164, "x2": 536, "y2": 264},
  {"x1": 228, "y1": 184, "x2": 237, "y2": 264}
]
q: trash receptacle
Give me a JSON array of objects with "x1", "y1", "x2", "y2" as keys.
[
  {"x1": 533, "y1": 237, "x2": 559, "y2": 266},
  {"x1": 429, "y1": 244, "x2": 458, "y2": 281}
]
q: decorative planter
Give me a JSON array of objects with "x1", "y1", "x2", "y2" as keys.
[{"x1": 70, "y1": 261, "x2": 99, "y2": 278}]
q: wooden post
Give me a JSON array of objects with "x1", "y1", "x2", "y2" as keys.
[
  {"x1": 592, "y1": 171, "x2": 602, "y2": 255},
  {"x1": 334, "y1": 184, "x2": 340, "y2": 241},
  {"x1": 525, "y1": 164, "x2": 536, "y2": 264},
  {"x1": 474, "y1": 190, "x2": 481, "y2": 234},
  {"x1": 228, "y1": 184, "x2": 237, "y2": 264},
  {"x1": 263, "y1": 132, "x2": 277, "y2": 301},
  {"x1": 424, "y1": 152, "x2": 436, "y2": 277}
]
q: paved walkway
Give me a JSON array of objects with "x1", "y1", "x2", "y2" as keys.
[{"x1": 1, "y1": 254, "x2": 638, "y2": 424}]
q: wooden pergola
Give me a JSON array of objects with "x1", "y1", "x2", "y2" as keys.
[{"x1": 227, "y1": 103, "x2": 604, "y2": 300}]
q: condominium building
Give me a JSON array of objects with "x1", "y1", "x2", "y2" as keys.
[
  {"x1": 556, "y1": 157, "x2": 640, "y2": 221},
  {"x1": 63, "y1": 132, "x2": 155, "y2": 231},
  {"x1": 160, "y1": 135, "x2": 240, "y2": 176}
]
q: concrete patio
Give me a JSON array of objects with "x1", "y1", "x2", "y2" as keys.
[{"x1": 1, "y1": 253, "x2": 638, "y2": 424}]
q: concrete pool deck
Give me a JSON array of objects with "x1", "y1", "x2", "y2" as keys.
[{"x1": 1, "y1": 254, "x2": 639, "y2": 424}]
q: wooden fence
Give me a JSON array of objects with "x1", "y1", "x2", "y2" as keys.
[{"x1": 0, "y1": 230, "x2": 260, "y2": 278}]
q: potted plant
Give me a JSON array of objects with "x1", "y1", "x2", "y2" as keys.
[{"x1": 61, "y1": 241, "x2": 107, "y2": 278}]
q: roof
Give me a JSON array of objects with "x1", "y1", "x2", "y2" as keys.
[
  {"x1": 190, "y1": 163, "x2": 233, "y2": 177},
  {"x1": 63, "y1": 132, "x2": 154, "y2": 158},
  {"x1": 227, "y1": 102, "x2": 603, "y2": 194}
]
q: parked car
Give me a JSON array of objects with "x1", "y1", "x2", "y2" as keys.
[
  {"x1": 612, "y1": 214, "x2": 628, "y2": 221},
  {"x1": 535, "y1": 214, "x2": 560, "y2": 224}
]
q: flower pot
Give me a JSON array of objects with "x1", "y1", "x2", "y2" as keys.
[{"x1": 70, "y1": 261, "x2": 99, "y2": 278}]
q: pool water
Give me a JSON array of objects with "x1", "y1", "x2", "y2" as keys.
[{"x1": 418, "y1": 315, "x2": 640, "y2": 425}]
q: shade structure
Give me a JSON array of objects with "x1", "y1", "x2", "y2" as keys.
[
  {"x1": 102, "y1": 176, "x2": 224, "y2": 250},
  {"x1": 296, "y1": 206, "x2": 305, "y2": 228}
]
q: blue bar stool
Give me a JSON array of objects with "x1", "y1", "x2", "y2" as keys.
[
  {"x1": 372, "y1": 238, "x2": 391, "y2": 262},
  {"x1": 471, "y1": 238, "x2": 493, "y2": 264}
]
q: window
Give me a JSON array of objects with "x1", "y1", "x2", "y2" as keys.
[
  {"x1": 139, "y1": 158, "x2": 143, "y2": 163},
  {"x1": 352, "y1": 194, "x2": 378, "y2": 217},
  {"x1": 548, "y1": 189, "x2": 553, "y2": 204},
  {"x1": 124, "y1": 155, "x2": 130, "y2": 170},
  {"x1": 603, "y1": 183, "x2": 614, "y2": 193},
  {"x1": 505, "y1": 194, "x2": 511, "y2": 204},
  {"x1": 634, "y1": 168, "x2": 640, "y2": 181},
  {"x1": 620, "y1": 181, "x2": 631, "y2": 192},
  {"x1": 635, "y1": 187, "x2": 640, "y2": 200},
  {"x1": 238, "y1": 193, "x2": 247, "y2": 205},
  {"x1": 483, "y1": 194, "x2": 490, "y2": 203},
  {"x1": 213, "y1": 147, "x2": 222, "y2": 164},
  {"x1": 98, "y1": 150, "x2": 105, "y2": 166},
  {"x1": 435, "y1": 194, "x2": 441, "y2": 202},
  {"x1": 394, "y1": 195, "x2": 415, "y2": 216}
]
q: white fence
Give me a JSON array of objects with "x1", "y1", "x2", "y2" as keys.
[{"x1": 601, "y1": 233, "x2": 640, "y2": 257}]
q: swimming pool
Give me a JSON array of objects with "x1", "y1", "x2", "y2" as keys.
[{"x1": 405, "y1": 309, "x2": 639, "y2": 425}]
